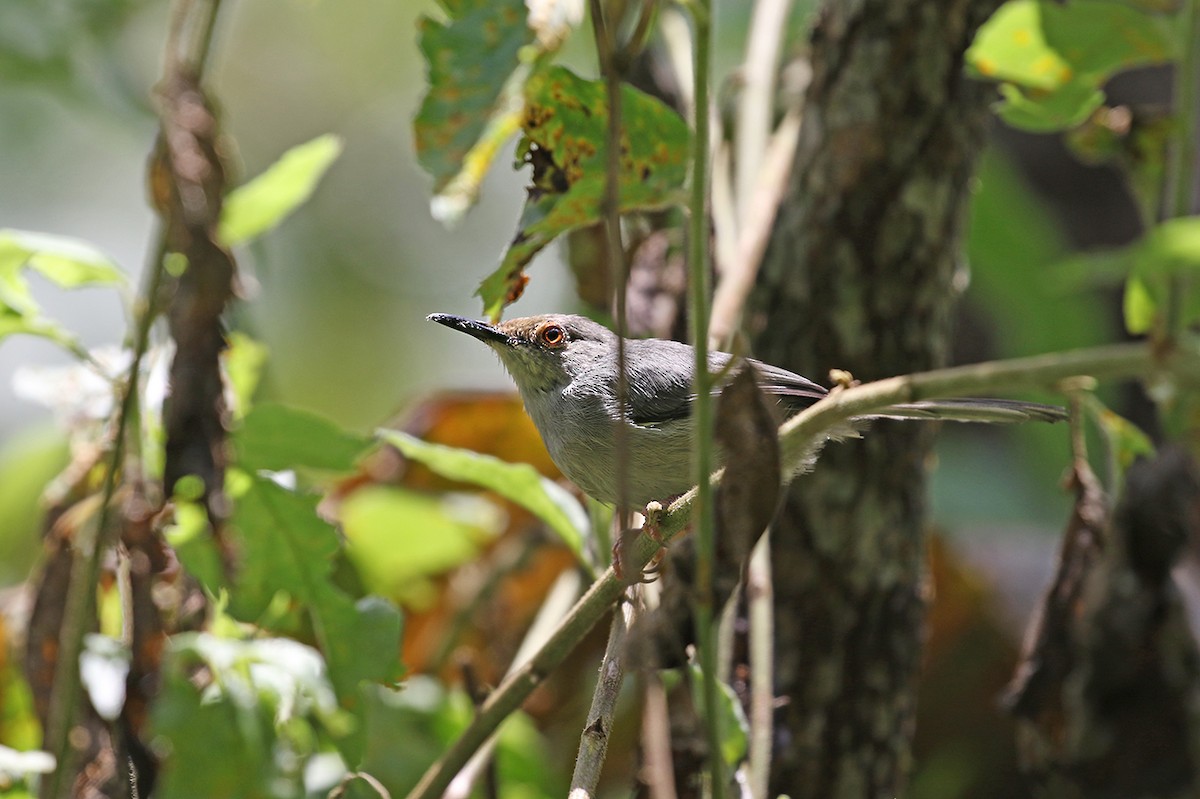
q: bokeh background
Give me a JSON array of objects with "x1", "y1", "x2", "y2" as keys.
[{"x1": 0, "y1": 1, "x2": 1154, "y2": 794}]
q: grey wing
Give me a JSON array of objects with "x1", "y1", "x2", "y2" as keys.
[
  {"x1": 625, "y1": 338, "x2": 699, "y2": 426},
  {"x1": 624, "y1": 342, "x2": 829, "y2": 425}
]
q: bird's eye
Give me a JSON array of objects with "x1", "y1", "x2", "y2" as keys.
[{"x1": 539, "y1": 324, "x2": 566, "y2": 347}]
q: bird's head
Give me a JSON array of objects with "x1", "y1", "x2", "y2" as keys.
[{"x1": 427, "y1": 313, "x2": 615, "y2": 393}]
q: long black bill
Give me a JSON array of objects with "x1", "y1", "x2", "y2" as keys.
[{"x1": 427, "y1": 313, "x2": 512, "y2": 346}]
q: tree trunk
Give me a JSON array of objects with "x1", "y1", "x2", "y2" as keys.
[{"x1": 749, "y1": 2, "x2": 1003, "y2": 796}]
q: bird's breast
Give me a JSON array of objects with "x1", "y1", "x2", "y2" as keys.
[{"x1": 520, "y1": 383, "x2": 696, "y2": 506}]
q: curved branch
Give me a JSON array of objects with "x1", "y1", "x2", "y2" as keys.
[{"x1": 403, "y1": 338, "x2": 1193, "y2": 799}]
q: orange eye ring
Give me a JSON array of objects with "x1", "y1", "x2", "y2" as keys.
[{"x1": 539, "y1": 323, "x2": 566, "y2": 348}]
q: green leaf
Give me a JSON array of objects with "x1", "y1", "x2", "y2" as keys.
[
  {"x1": 414, "y1": 0, "x2": 581, "y2": 224},
  {"x1": 1038, "y1": 1, "x2": 1175, "y2": 78},
  {"x1": 1085, "y1": 395, "x2": 1155, "y2": 472},
  {"x1": 356, "y1": 678, "x2": 565, "y2": 796},
  {"x1": 0, "y1": 229, "x2": 125, "y2": 350},
  {"x1": 164, "y1": 498, "x2": 226, "y2": 594},
  {"x1": 1124, "y1": 217, "x2": 1200, "y2": 333},
  {"x1": 218, "y1": 134, "x2": 344, "y2": 247},
  {"x1": 414, "y1": 0, "x2": 534, "y2": 188},
  {"x1": 378, "y1": 429, "x2": 593, "y2": 573},
  {"x1": 235, "y1": 403, "x2": 371, "y2": 473},
  {"x1": 995, "y1": 81, "x2": 1105, "y2": 133},
  {"x1": 1135, "y1": 216, "x2": 1200, "y2": 275},
  {"x1": 968, "y1": 0, "x2": 1174, "y2": 132},
  {"x1": 1123, "y1": 274, "x2": 1158, "y2": 333},
  {"x1": 227, "y1": 475, "x2": 404, "y2": 712},
  {"x1": 1048, "y1": 218, "x2": 1200, "y2": 335},
  {"x1": 969, "y1": 1, "x2": 1073, "y2": 89},
  {"x1": 659, "y1": 666, "x2": 749, "y2": 769},
  {"x1": 477, "y1": 66, "x2": 690, "y2": 319},
  {"x1": 0, "y1": 229, "x2": 125, "y2": 288},
  {"x1": 224, "y1": 332, "x2": 269, "y2": 420},
  {"x1": 152, "y1": 633, "x2": 352, "y2": 799},
  {"x1": 339, "y1": 485, "x2": 502, "y2": 603}
]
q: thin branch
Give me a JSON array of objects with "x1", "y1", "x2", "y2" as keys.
[
  {"x1": 403, "y1": 339, "x2": 1189, "y2": 799},
  {"x1": 709, "y1": 107, "x2": 801, "y2": 347},
  {"x1": 1165, "y1": 0, "x2": 1200, "y2": 338},
  {"x1": 1167, "y1": 0, "x2": 1199, "y2": 223},
  {"x1": 405, "y1": 565, "x2": 641, "y2": 799},
  {"x1": 641, "y1": 673, "x2": 677, "y2": 799},
  {"x1": 684, "y1": 0, "x2": 726, "y2": 794},
  {"x1": 42, "y1": 0, "x2": 228, "y2": 794},
  {"x1": 734, "y1": 0, "x2": 795, "y2": 225},
  {"x1": 43, "y1": 230, "x2": 169, "y2": 799},
  {"x1": 589, "y1": 0, "x2": 634, "y2": 538},
  {"x1": 570, "y1": 597, "x2": 635, "y2": 795},
  {"x1": 445, "y1": 570, "x2": 583, "y2": 799},
  {"x1": 746, "y1": 535, "x2": 774, "y2": 799}
]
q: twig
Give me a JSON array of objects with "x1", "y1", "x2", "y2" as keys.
[
  {"x1": 734, "y1": 0, "x2": 795, "y2": 225},
  {"x1": 746, "y1": 534, "x2": 774, "y2": 799},
  {"x1": 445, "y1": 570, "x2": 583, "y2": 799},
  {"x1": 710, "y1": 139, "x2": 738, "y2": 287},
  {"x1": 1165, "y1": 0, "x2": 1200, "y2": 338},
  {"x1": 569, "y1": 596, "x2": 635, "y2": 795},
  {"x1": 589, "y1": 0, "x2": 634, "y2": 540},
  {"x1": 683, "y1": 0, "x2": 727, "y2": 794},
  {"x1": 43, "y1": 231, "x2": 169, "y2": 799},
  {"x1": 458, "y1": 662, "x2": 499, "y2": 799},
  {"x1": 405, "y1": 564, "x2": 643, "y2": 799},
  {"x1": 41, "y1": 1, "x2": 228, "y2": 794},
  {"x1": 641, "y1": 674, "x2": 677, "y2": 799},
  {"x1": 708, "y1": 107, "x2": 801, "y2": 347},
  {"x1": 403, "y1": 339, "x2": 1188, "y2": 799}
]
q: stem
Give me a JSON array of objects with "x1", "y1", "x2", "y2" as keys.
[
  {"x1": 640, "y1": 674, "x2": 677, "y2": 799},
  {"x1": 1168, "y1": 0, "x2": 1199, "y2": 223},
  {"x1": 1165, "y1": 0, "x2": 1200, "y2": 339},
  {"x1": 734, "y1": 0, "x2": 794, "y2": 225},
  {"x1": 590, "y1": 0, "x2": 633, "y2": 536},
  {"x1": 405, "y1": 568, "x2": 642, "y2": 799},
  {"x1": 746, "y1": 534, "x2": 774, "y2": 799},
  {"x1": 570, "y1": 598, "x2": 635, "y2": 795},
  {"x1": 403, "y1": 338, "x2": 1186, "y2": 799},
  {"x1": 43, "y1": 228, "x2": 169, "y2": 799},
  {"x1": 42, "y1": 0, "x2": 227, "y2": 793},
  {"x1": 685, "y1": 1, "x2": 725, "y2": 794},
  {"x1": 445, "y1": 571, "x2": 582, "y2": 799}
]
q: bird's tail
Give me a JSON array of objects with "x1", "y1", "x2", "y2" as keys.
[{"x1": 863, "y1": 397, "x2": 1067, "y2": 424}]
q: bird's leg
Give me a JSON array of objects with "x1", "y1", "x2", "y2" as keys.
[
  {"x1": 611, "y1": 500, "x2": 668, "y2": 583},
  {"x1": 641, "y1": 500, "x2": 665, "y2": 542}
]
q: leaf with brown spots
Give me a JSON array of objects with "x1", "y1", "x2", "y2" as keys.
[
  {"x1": 414, "y1": 0, "x2": 541, "y2": 224},
  {"x1": 477, "y1": 66, "x2": 690, "y2": 320}
]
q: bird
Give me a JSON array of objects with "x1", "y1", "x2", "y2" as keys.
[{"x1": 428, "y1": 312, "x2": 1066, "y2": 507}]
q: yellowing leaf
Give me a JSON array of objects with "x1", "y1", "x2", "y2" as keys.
[
  {"x1": 478, "y1": 66, "x2": 689, "y2": 319},
  {"x1": 968, "y1": 0, "x2": 1174, "y2": 133}
]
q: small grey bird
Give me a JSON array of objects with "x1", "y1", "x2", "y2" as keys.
[{"x1": 428, "y1": 312, "x2": 1066, "y2": 507}]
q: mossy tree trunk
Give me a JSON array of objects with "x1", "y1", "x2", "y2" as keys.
[{"x1": 748, "y1": 2, "x2": 1004, "y2": 796}]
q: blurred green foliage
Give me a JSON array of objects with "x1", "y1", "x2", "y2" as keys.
[
  {"x1": 0, "y1": 0, "x2": 1196, "y2": 797},
  {"x1": 967, "y1": 0, "x2": 1175, "y2": 131}
]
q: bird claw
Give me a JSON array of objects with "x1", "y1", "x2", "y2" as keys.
[
  {"x1": 612, "y1": 501, "x2": 667, "y2": 582},
  {"x1": 612, "y1": 540, "x2": 666, "y2": 583}
]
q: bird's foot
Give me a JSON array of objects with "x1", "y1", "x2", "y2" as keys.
[
  {"x1": 642, "y1": 500, "x2": 664, "y2": 543},
  {"x1": 612, "y1": 501, "x2": 667, "y2": 583},
  {"x1": 612, "y1": 540, "x2": 666, "y2": 583}
]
